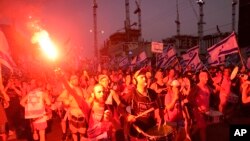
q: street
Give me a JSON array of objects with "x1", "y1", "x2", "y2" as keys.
[{"x1": 9, "y1": 105, "x2": 250, "y2": 141}]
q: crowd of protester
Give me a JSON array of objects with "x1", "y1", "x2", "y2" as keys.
[{"x1": 0, "y1": 64, "x2": 250, "y2": 141}]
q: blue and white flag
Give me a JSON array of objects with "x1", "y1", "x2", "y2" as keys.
[
  {"x1": 207, "y1": 32, "x2": 239, "y2": 66},
  {"x1": 131, "y1": 51, "x2": 147, "y2": 65},
  {"x1": 181, "y1": 45, "x2": 201, "y2": 71},
  {"x1": 207, "y1": 43, "x2": 221, "y2": 66},
  {"x1": 157, "y1": 44, "x2": 177, "y2": 68},
  {"x1": 156, "y1": 47, "x2": 167, "y2": 68},
  {"x1": 208, "y1": 32, "x2": 239, "y2": 57},
  {"x1": 119, "y1": 56, "x2": 129, "y2": 67},
  {"x1": 218, "y1": 32, "x2": 239, "y2": 57}
]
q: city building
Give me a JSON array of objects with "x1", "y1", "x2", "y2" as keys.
[{"x1": 100, "y1": 28, "x2": 141, "y2": 59}]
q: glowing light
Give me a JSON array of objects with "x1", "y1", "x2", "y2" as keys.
[{"x1": 31, "y1": 30, "x2": 58, "y2": 60}]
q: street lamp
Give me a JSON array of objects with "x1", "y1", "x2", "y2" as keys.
[
  {"x1": 90, "y1": 29, "x2": 104, "y2": 34},
  {"x1": 92, "y1": 0, "x2": 98, "y2": 63},
  {"x1": 197, "y1": 0, "x2": 206, "y2": 64},
  {"x1": 232, "y1": 0, "x2": 237, "y2": 31}
]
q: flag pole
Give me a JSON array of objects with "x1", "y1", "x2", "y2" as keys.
[
  {"x1": 234, "y1": 31, "x2": 245, "y2": 67},
  {"x1": 174, "y1": 56, "x2": 183, "y2": 73},
  {"x1": 155, "y1": 53, "x2": 158, "y2": 69},
  {"x1": 237, "y1": 46, "x2": 245, "y2": 67},
  {"x1": 198, "y1": 58, "x2": 214, "y2": 80}
]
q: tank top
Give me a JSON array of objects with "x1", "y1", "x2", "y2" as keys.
[{"x1": 156, "y1": 83, "x2": 167, "y2": 94}]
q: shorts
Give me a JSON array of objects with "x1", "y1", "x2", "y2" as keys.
[
  {"x1": 32, "y1": 121, "x2": 48, "y2": 130},
  {"x1": 69, "y1": 116, "x2": 87, "y2": 134},
  {"x1": 32, "y1": 116, "x2": 48, "y2": 130}
]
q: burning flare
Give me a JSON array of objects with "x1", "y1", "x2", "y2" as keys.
[{"x1": 31, "y1": 30, "x2": 58, "y2": 60}]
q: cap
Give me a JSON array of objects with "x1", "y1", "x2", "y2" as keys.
[
  {"x1": 133, "y1": 68, "x2": 147, "y2": 79},
  {"x1": 171, "y1": 80, "x2": 180, "y2": 87}
]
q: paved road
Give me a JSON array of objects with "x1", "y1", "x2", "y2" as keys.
[{"x1": 9, "y1": 105, "x2": 250, "y2": 141}]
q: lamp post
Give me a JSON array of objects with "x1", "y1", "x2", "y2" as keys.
[
  {"x1": 90, "y1": 29, "x2": 104, "y2": 59},
  {"x1": 134, "y1": 0, "x2": 142, "y2": 38},
  {"x1": 197, "y1": 0, "x2": 206, "y2": 64},
  {"x1": 93, "y1": 0, "x2": 98, "y2": 62},
  {"x1": 232, "y1": 0, "x2": 237, "y2": 32}
]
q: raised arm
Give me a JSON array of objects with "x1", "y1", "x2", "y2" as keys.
[{"x1": 56, "y1": 70, "x2": 90, "y2": 117}]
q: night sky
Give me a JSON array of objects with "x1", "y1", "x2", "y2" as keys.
[{"x1": 0, "y1": 0, "x2": 238, "y2": 58}]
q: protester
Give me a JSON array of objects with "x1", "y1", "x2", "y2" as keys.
[
  {"x1": 86, "y1": 77, "x2": 97, "y2": 100},
  {"x1": 2, "y1": 53, "x2": 250, "y2": 141},
  {"x1": 20, "y1": 79, "x2": 51, "y2": 141},
  {"x1": 218, "y1": 67, "x2": 232, "y2": 113},
  {"x1": 118, "y1": 68, "x2": 161, "y2": 140},
  {"x1": 98, "y1": 74, "x2": 123, "y2": 140},
  {"x1": 150, "y1": 70, "x2": 167, "y2": 125},
  {"x1": 164, "y1": 79, "x2": 183, "y2": 122},
  {"x1": 58, "y1": 71, "x2": 120, "y2": 140},
  {"x1": 57, "y1": 74, "x2": 87, "y2": 141},
  {"x1": 188, "y1": 71, "x2": 213, "y2": 141},
  {"x1": 163, "y1": 68, "x2": 177, "y2": 86},
  {"x1": 86, "y1": 84, "x2": 119, "y2": 140},
  {"x1": 0, "y1": 85, "x2": 10, "y2": 141},
  {"x1": 120, "y1": 73, "x2": 134, "y2": 98},
  {"x1": 4, "y1": 76, "x2": 23, "y2": 137},
  {"x1": 179, "y1": 76, "x2": 192, "y2": 141}
]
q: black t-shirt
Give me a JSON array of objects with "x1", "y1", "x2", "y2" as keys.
[
  {"x1": 128, "y1": 88, "x2": 158, "y2": 138},
  {"x1": 156, "y1": 83, "x2": 167, "y2": 94}
]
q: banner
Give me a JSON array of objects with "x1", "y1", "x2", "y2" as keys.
[{"x1": 151, "y1": 42, "x2": 163, "y2": 53}]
